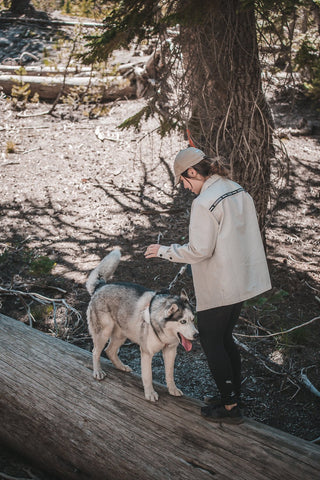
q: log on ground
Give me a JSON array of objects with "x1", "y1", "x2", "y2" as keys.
[
  {"x1": 0, "y1": 74, "x2": 136, "y2": 101},
  {"x1": 0, "y1": 313, "x2": 319, "y2": 480},
  {"x1": 0, "y1": 16, "x2": 104, "y2": 28},
  {"x1": 0, "y1": 65, "x2": 96, "y2": 76}
]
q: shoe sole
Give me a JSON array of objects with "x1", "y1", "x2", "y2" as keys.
[
  {"x1": 201, "y1": 414, "x2": 244, "y2": 425},
  {"x1": 203, "y1": 397, "x2": 220, "y2": 406},
  {"x1": 203, "y1": 397, "x2": 244, "y2": 409}
]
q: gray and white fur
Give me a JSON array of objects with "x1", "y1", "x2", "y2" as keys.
[{"x1": 86, "y1": 249, "x2": 198, "y2": 401}]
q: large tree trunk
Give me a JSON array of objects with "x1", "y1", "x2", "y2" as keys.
[{"x1": 180, "y1": 0, "x2": 273, "y2": 229}]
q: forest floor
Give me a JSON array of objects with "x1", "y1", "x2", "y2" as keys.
[{"x1": 0, "y1": 8, "x2": 320, "y2": 480}]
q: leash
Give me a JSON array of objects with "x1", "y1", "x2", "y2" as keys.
[
  {"x1": 156, "y1": 231, "x2": 188, "y2": 292},
  {"x1": 167, "y1": 264, "x2": 188, "y2": 291},
  {"x1": 154, "y1": 126, "x2": 194, "y2": 293},
  {"x1": 143, "y1": 236, "x2": 189, "y2": 329}
]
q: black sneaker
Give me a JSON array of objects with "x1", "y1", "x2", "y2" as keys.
[
  {"x1": 201, "y1": 404, "x2": 244, "y2": 424},
  {"x1": 203, "y1": 395, "x2": 244, "y2": 409}
]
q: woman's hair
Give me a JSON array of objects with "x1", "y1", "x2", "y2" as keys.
[{"x1": 181, "y1": 155, "x2": 230, "y2": 179}]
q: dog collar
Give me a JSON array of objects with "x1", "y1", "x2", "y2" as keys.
[
  {"x1": 142, "y1": 291, "x2": 159, "y2": 324},
  {"x1": 142, "y1": 306, "x2": 151, "y2": 324}
]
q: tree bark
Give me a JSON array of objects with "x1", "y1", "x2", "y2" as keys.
[
  {"x1": 9, "y1": 0, "x2": 33, "y2": 14},
  {"x1": 1, "y1": 313, "x2": 320, "y2": 480},
  {"x1": 180, "y1": 0, "x2": 273, "y2": 229}
]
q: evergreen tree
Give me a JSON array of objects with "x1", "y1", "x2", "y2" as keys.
[{"x1": 83, "y1": 0, "x2": 313, "y2": 227}]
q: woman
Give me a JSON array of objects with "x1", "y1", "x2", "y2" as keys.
[{"x1": 145, "y1": 147, "x2": 271, "y2": 424}]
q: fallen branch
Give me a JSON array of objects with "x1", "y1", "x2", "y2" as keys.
[
  {"x1": 0, "y1": 286, "x2": 83, "y2": 336},
  {"x1": 14, "y1": 34, "x2": 80, "y2": 118},
  {"x1": 0, "y1": 16, "x2": 103, "y2": 28},
  {"x1": 7, "y1": 125, "x2": 50, "y2": 130},
  {"x1": 304, "y1": 281, "x2": 319, "y2": 294},
  {"x1": 239, "y1": 315, "x2": 272, "y2": 335},
  {"x1": 0, "y1": 65, "x2": 94, "y2": 76},
  {"x1": 235, "y1": 316, "x2": 320, "y2": 338},
  {"x1": 235, "y1": 338, "x2": 285, "y2": 375},
  {"x1": 300, "y1": 367, "x2": 320, "y2": 398},
  {"x1": 22, "y1": 147, "x2": 42, "y2": 155},
  {"x1": 234, "y1": 337, "x2": 320, "y2": 398},
  {"x1": 47, "y1": 33, "x2": 79, "y2": 115},
  {"x1": 2, "y1": 161, "x2": 20, "y2": 166}
]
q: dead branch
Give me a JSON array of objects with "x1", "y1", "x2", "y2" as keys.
[
  {"x1": 13, "y1": 35, "x2": 78, "y2": 118},
  {"x1": 235, "y1": 338, "x2": 285, "y2": 375},
  {"x1": 304, "y1": 281, "x2": 319, "y2": 293},
  {"x1": 47, "y1": 34, "x2": 79, "y2": 115},
  {"x1": 239, "y1": 315, "x2": 272, "y2": 335},
  {"x1": 21, "y1": 147, "x2": 41, "y2": 155},
  {"x1": 234, "y1": 337, "x2": 320, "y2": 398},
  {"x1": 0, "y1": 286, "x2": 83, "y2": 335},
  {"x1": 0, "y1": 65, "x2": 94, "y2": 76},
  {"x1": 18, "y1": 51, "x2": 39, "y2": 63},
  {"x1": 235, "y1": 315, "x2": 320, "y2": 338},
  {"x1": 300, "y1": 367, "x2": 320, "y2": 398},
  {"x1": 0, "y1": 16, "x2": 103, "y2": 28}
]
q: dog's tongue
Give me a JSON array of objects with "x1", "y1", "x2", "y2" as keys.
[{"x1": 180, "y1": 334, "x2": 193, "y2": 352}]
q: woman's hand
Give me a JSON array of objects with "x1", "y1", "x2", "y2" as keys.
[{"x1": 145, "y1": 244, "x2": 161, "y2": 258}]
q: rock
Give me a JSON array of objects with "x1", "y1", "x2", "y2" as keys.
[{"x1": 0, "y1": 37, "x2": 10, "y2": 47}]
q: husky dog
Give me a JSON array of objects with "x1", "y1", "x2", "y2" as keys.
[{"x1": 86, "y1": 249, "x2": 198, "y2": 401}]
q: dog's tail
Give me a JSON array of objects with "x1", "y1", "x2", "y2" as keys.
[{"x1": 86, "y1": 248, "x2": 121, "y2": 296}]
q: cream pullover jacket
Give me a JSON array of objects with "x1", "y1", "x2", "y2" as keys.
[{"x1": 158, "y1": 175, "x2": 271, "y2": 311}]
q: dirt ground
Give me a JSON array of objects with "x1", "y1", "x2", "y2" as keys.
[{"x1": 0, "y1": 10, "x2": 320, "y2": 480}]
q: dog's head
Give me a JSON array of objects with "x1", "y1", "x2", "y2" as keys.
[{"x1": 151, "y1": 290, "x2": 198, "y2": 351}]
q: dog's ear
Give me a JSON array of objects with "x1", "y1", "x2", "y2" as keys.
[
  {"x1": 180, "y1": 289, "x2": 189, "y2": 301},
  {"x1": 165, "y1": 303, "x2": 179, "y2": 318}
]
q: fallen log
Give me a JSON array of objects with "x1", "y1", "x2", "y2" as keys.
[
  {"x1": 0, "y1": 74, "x2": 136, "y2": 101},
  {"x1": 0, "y1": 16, "x2": 103, "y2": 28},
  {"x1": 276, "y1": 124, "x2": 314, "y2": 138},
  {"x1": 0, "y1": 65, "x2": 95, "y2": 76},
  {"x1": 0, "y1": 313, "x2": 319, "y2": 480}
]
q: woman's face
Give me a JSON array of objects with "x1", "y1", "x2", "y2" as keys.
[{"x1": 180, "y1": 168, "x2": 206, "y2": 195}]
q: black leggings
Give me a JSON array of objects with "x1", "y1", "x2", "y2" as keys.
[{"x1": 197, "y1": 302, "x2": 243, "y2": 405}]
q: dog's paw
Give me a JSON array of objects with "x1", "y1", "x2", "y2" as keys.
[
  {"x1": 145, "y1": 390, "x2": 159, "y2": 402},
  {"x1": 110, "y1": 358, "x2": 132, "y2": 372},
  {"x1": 118, "y1": 364, "x2": 132, "y2": 373},
  {"x1": 93, "y1": 370, "x2": 106, "y2": 380},
  {"x1": 168, "y1": 386, "x2": 183, "y2": 397}
]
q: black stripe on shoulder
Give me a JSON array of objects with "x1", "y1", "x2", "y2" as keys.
[{"x1": 209, "y1": 187, "x2": 245, "y2": 212}]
